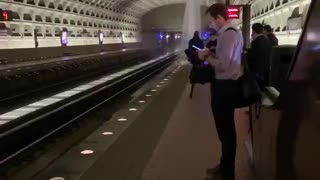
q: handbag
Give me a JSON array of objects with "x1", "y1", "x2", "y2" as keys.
[{"x1": 235, "y1": 53, "x2": 262, "y2": 108}]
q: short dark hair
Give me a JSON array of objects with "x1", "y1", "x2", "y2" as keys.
[
  {"x1": 263, "y1": 25, "x2": 272, "y2": 33},
  {"x1": 206, "y1": 3, "x2": 228, "y2": 20},
  {"x1": 252, "y1": 23, "x2": 264, "y2": 34}
]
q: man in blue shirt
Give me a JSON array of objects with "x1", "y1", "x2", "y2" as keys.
[{"x1": 198, "y1": 3, "x2": 243, "y2": 180}]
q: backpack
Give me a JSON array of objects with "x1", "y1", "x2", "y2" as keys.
[{"x1": 188, "y1": 27, "x2": 237, "y2": 99}]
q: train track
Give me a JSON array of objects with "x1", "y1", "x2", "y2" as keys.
[{"x1": 0, "y1": 53, "x2": 178, "y2": 175}]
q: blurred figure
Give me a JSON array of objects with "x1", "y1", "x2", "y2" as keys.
[
  {"x1": 206, "y1": 32, "x2": 218, "y2": 54},
  {"x1": 186, "y1": 31, "x2": 204, "y2": 64},
  {"x1": 249, "y1": 23, "x2": 272, "y2": 88},
  {"x1": 263, "y1": 25, "x2": 279, "y2": 46},
  {"x1": 188, "y1": 31, "x2": 204, "y2": 51}
]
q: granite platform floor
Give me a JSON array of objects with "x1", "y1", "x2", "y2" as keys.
[{"x1": 140, "y1": 82, "x2": 253, "y2": 180}]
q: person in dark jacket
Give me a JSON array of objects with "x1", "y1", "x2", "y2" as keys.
[
  {"x1": 248, "y1": 23, "x2": 272, "y2": 88},
  {"x1": 189, "y1": 31, "x2": 204, "y2": 50},
  {"x1": 187, "y1": 31, "x2": 204, "y2": 64},
  {"x1": 263, "y1": 25, "x2": 279, "y2": 46}
]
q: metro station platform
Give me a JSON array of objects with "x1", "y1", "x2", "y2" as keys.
[
  {"x1": 139, "y1": 66, "x2": 253, "y2": 180},
  {"x1": 19, "y1": 62, "x2": 253, "y2": 180}
]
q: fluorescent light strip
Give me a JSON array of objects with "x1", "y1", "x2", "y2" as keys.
[
  {"x1": 72, "y1": 85, "x2": 95, "y2": 91},
  {"x1": 0, "y1": 111, "x2": 31, "y2": 120},
  {"x1": 88, "y1": 80, "x2": 106, "y2": 85},
  {"x1": 54, "y1": 90, "x2": 81, "y2": 98},
  {"x1": 0, "y1": 55, "x2": 170, "y2": 122},
  {"x1": 0, "y1": 120, "x2": 10, "y2": 125},
  {"x1": 15, "y1": 107, "x2": 40, "y2": 112},
  {"x1": 28, "y1": 98, "x2": 61, "y2": 107}
]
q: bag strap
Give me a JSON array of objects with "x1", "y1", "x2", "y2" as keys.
[
  {"x1": 225, "y1": 27, "x2": 238, "y2": 33},
  {"x1": 224, "y1": 27, "x2": 250, "y2": 73},
  {"x1": 190, "y1": 83, "x2": 195, "y2": 99}
]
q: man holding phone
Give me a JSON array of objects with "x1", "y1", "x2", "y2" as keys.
[{"x1": 198, "y1": 3, "x2": 243, "y2": 180}]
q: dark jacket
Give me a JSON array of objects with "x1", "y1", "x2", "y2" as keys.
[
  {"x1": 248, "y1": 35, "x2": 272, "y2": 75},
  {"x1": 187, "y1": 37, "x2": 204, "y2": 64},
  {"x1": 206, "y1": 39, "x2": 218, "y2": 54},
  {"x1": 267, "y1": 33, "x2": 278, "y2": 46},
  {"x1": 188, "y1": 37, "x2": 204, "y2": 51}
]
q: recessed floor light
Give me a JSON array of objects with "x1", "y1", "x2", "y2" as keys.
[
  {"x1": 81, "y1": 150, "x2": 94, "y2": 155},
  {"x1": 156, "y1": 85, "x2": 162, "y2": 87},
  {"x1": 164, "y1": 78, "x2": 168, "y2": 81},
  {"x1": 160, "y1": 81, "x2": 165, "y2": 84},
  {"x1": 102, "y1": 132, "x2": 113, "y2": 135},
  {"x1": 139, "y1": 100, "x2": 146, "y2": 103},
  {"x1": 118, "y1": 118, "x2": 128, "y2": 121},
  {"x1": 145, "y1": 94, "x2": 152, "y2": 97},
  {"x1": 129, "y1": 108, "x2": 137, "y2": 111},
  {"x1": 151, "y1": 89, "x2": 157, "y2": 92},
  {"x1": 49, "y1": 177, "x2": 64, "y2": 180}
]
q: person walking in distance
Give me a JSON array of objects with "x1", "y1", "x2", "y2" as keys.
[{"x1": 198, "y1": 3, "x2": 243, "y2": 180}]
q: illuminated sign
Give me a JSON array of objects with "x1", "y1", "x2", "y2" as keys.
[
  {"x1": 227, "y1": 6, "x2": 240, "y2": 19},
  {"x1": 0, "y1": 9, "x2": 13, "y2": 21}
]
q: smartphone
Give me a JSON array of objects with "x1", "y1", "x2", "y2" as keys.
[{"x1": 192, "y1": 45, "x2": 203, "y2": 51}]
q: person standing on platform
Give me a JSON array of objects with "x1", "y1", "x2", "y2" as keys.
[
  {"x1": 248, "y1": 23, "x2": 272, "y2": 88},
  {"x1": 187, "y1": 31, "x2": 205, "y2": 64},
  {"x1": 197, "y1": 3, "x2": 243, "y2": 180},
  {"x1": 263, "y1": 25, "x2": 279, "y2": 46}
]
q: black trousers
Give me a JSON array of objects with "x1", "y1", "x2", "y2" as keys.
[
  {"x1": 211, "y1": 79, "x2": 239, "y2": 176},
  {"x1": 256, "y1": 71, "x2": 269, "y2": 88}
]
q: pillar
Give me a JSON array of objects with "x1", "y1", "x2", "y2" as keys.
[{"x1": 242, "y1": 5, "x2": 251, "y2": 49}]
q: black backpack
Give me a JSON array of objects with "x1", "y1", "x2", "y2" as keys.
[{"x1": 187, "y1": 27, "x2": 236, "y2": 99}]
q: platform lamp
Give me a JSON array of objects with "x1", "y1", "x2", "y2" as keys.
[
  {"x1": 60, "y1": 28, "x2": 68, "y2": 47},
  {"x1": 158, "y1": 32, "x2": 164, "y2": 46},
  {"x1": 60, "y1": 28, "x2": 68, "y2": 56},
  {"x1": 98, "y1": 30, "x2": 103, "y2": 45},
  {"x1": 34, "y1": 29, "x2": 39, "y2": 48},
  {"x1": 98, "y1": 30, "x2": 105, "y2": 51},
  {"x1": 120, "y1": 32, "x2": 126, "y2": 49}
]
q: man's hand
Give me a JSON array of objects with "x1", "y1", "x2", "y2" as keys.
[{"x1": 197, "y1": 49, "x2": 210, "y2": 61}]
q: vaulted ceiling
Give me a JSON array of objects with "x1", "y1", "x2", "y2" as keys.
[{"x1": 94, "y1": 0, "x2": 218, "y2": 17}]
